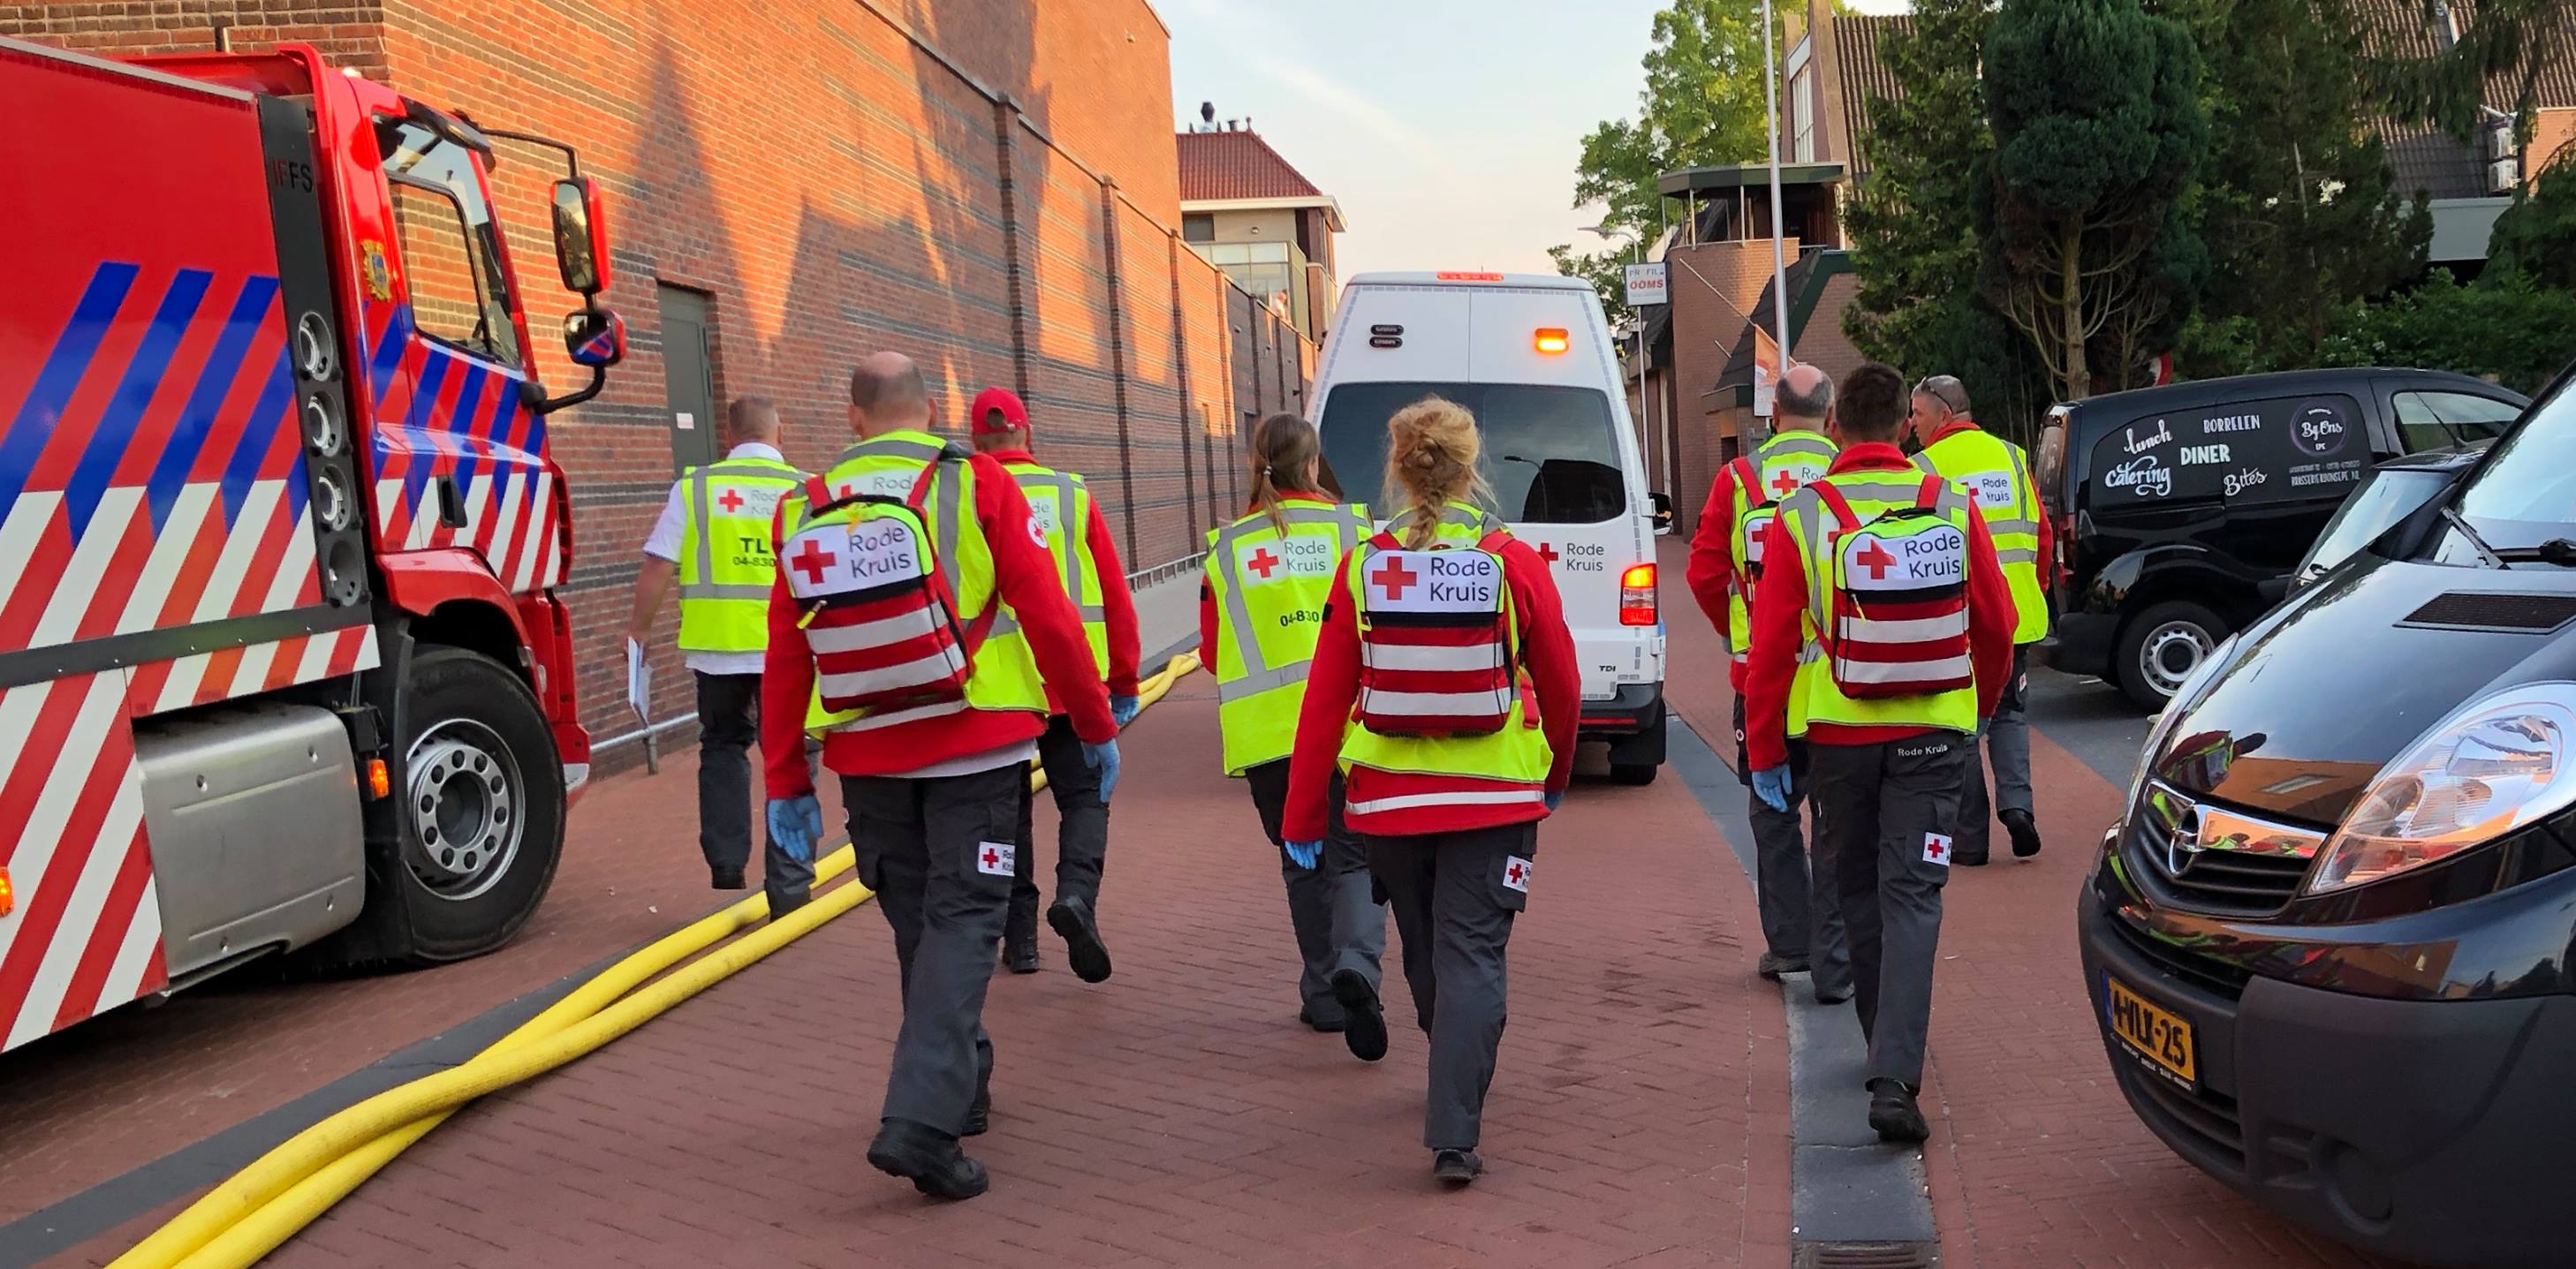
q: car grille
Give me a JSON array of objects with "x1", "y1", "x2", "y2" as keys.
[
  {"x1": 2123, "y1": 783, "x2": 2322, "y2": 917},
  {"x1": 2106, "y1": 910, "x2": 2251, "y2": 999},
  {"x1": 2118, "y1": 1058, "x2": 2246, "y2": 1172}
]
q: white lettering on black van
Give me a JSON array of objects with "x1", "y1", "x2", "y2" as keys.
[
  {"x1": 2224, "y1": 466, "x2": 2269, "y2": 497},
  {"x1": 2199, "y1": 412, "x2": 2262, "y2": 434},
  {"x1": 2124, "y1": 419, "x2": 2173, "y2": 454},
  {"x1": 2102, "y1": 455, "x2": 2173, "y2": 498},
  {"x1": 2178, "y1": 443, "x2": 2231, "y2": 465}
]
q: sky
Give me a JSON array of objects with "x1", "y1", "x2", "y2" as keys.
[{"x1": 1158, "y1": 0, "x2": 1911, "y2": 283}]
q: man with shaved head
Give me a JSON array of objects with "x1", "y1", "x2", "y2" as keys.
[
  {"x1": 761, "y1": 350, "x2": 1120, "y2": 1199},
  {"x1": 1685, "y1": 360, "x2": 1850, "y2": 1007}
]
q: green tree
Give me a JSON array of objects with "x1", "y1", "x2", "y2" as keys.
[
  {"x1": 2315, "y1": 268, "x2": 2576, "y2": 391},
  {"x1": 1981, "y1": 0, "x2": 2210, "y2": 400},
  {"x1": 2159, "y1": 0, "x2": 2429, "y2": 376},
  {"x1": 2488, "y1": 148, "x2": 2576, "y2": 288},
  {"x1": 1842, "y1": 0, "x2": 2053, "y2": 440},
  {"x1": 1552, "y1": 0, "x2": 1786, "y2": 314}
]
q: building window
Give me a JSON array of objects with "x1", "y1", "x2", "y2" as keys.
[
  {"x1": 1788, "y1": 65, "x2": 1815, "y2": 163},
  {"x1": 1183, "y1": 213, "x2": 1215, "y2": 243}
]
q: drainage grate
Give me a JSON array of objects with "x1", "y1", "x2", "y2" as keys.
[{"x1": 1793, "y1": 1240, "x2": 1939, "y2": 1269}]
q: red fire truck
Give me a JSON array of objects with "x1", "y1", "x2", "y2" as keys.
[{"x1": 0, "y1": 35, "x2": 628, "y2": 1052}]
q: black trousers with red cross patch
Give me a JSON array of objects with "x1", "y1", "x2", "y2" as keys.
[
  {"x1": 1367, "y1": 820, "x2": 1535, "y2": 1152},
  {"x1": 844, "y1": 763, "x2": 1025, "y2": 1138},
  {"x1": 1807, "y1": 732, "x2": 1968, "y2": 1092}
]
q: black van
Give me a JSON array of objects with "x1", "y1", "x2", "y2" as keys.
[
  {"x1": 2077, "y1": 359, "x2": 2576, "y2": 1267},
  {"x1": 2034, "y1": 368, "x2": 2526, "y2": 707}
]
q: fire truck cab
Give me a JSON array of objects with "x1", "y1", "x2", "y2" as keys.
[{"x1": 0, "y1": 35, "x2": 625, "y2": 1051}]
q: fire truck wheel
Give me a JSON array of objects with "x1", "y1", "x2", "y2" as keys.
[{"x1": 390, "y1": 646, "x2": 565, "y2": 961}]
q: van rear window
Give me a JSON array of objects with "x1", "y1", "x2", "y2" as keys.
[
  {"x1": 1316, "y1": 382, "x2": 1628, "y2": 524},
  {"x1": 2087, "y1": 393, "x2": 2367, "y2": 507}
]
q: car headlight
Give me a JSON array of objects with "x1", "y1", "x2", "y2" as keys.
[
  {"x1": 2307, "y1": 683, "x2": 2576, "y2": 895},
  {"x1": 2125, "y1": 631, "x2": 2241, "y2": 808}
]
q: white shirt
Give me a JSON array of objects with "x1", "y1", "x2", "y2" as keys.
[{"x1": 643, "y1": 442, "x2": 789, "y2": 676}]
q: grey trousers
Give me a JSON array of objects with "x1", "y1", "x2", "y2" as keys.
[
  {"x1": 845, "y1": 763, "x2": 1026, "y2": 1137},
  {"x1": 1809, "y1": 733, "x2": 1967, "y2": 1091},
  {"x1": 1733, "y1": 696, "x2": 1851, "y2": 997},
  {"x1": 693, "y1": 671, "x2": 817, "y2": 916},
  {"x1": 1958, "y1": 647, "x2": 2034, "y2": 857},
  {"x1": 1007, "y1": 714, "x2": 1109, "y2": 935},
  {"x1": 1368, "y1": 820, "x2": 1534, "y2": 1151},
  {"x1": 1245, "y1": 759, "x2": 1385, "y2": 1020}
]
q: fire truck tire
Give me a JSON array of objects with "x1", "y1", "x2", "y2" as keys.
[{"x1": 383, "y1": 646, "x2": 565, "y2": 963}]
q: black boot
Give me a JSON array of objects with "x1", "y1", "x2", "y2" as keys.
[
  {"x1": 867, "y1": 1119, "x2": 989, "y2": 1200},
  {"x1": 1330, "y1": 969, "x2": 1388, "y2": 1062},
  {"x1": 1867, "y1": 1078, "x2": 1929, "y2": 1144},
  {"x1": 2002, "y1": 808, "x2": 2043, "y2": 858},
  {"x1": 1432, "y1": 1148, "x2": 1484, "y2": 1186},
  {"x1": 1048, "y1": 895, "x2": 1112, "y2": 984},
  {"x1": 1002, "y1": 890, "x2": 1040, "y2": 973}
]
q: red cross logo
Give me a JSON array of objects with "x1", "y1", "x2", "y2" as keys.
[
  {"x1": 1372, "y1": 555, "x2": 1420, "y2": 600},
  {"x1": 981, "y1": 846, "x2": 1003, "y2": 870},
  {"x1": 1246, "y1": 547, "x2": 1281, "y2": 578},
  {"x1": 1506, "y1": 860, "x2": 1527, "y2": 885},
  {"x1": 1769, "y1": 468, "x2": 1803, "y2": 499},
  {"x1": 1926, "y1": 837, "x2": 1947, "y2": 861},
  {"x1": 717, "y1": 487, "x2": 745, "y2": 513},
  {"x1": 1855, "y1": 540, "x2": 1897, "y2": 580},
  {"x1": 1534, "y1": 541, "x2": 1561, "y2": 566},
  {"x1": 789, "y1": 537, "x2": 838, "y2": 585}
]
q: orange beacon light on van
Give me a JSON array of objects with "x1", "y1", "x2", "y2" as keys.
[{"x1": 1534, "y1": 328, "x2": 1571, "y2": 354}]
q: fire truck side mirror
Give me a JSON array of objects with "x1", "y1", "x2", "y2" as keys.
[
  {"x1": 550, "y1": 177, "x2": 611, "y2": 297},
  {"x1": 564, "y1": 308, "x2": 626, "y2": 368}
]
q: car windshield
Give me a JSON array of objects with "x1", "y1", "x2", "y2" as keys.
[
  {"x1": 1315, "y1": 381, "x2": 1628, "y2": 524},
  {"x1": 2300, "y1": 467, "x2": 2457, "y2": 579},
  {"x1": 2451, "y1": 370, "x2": 2576, "y2": 548}
]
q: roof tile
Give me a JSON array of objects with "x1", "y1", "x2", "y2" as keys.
[{"x1": 1177, "y1": 130, "x2": 1324, "y2": 202}]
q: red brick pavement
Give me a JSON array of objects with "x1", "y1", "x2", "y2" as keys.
[
  {"x1": 1, "y1": 748, "x2": 845, "y2": 1227},
  {"x1": 1656, "y1": 538, "x2": 2382, "y2": 1268},
  {"x1": 150, "y1": 673, "x2": 1797, "y2": 1269}
]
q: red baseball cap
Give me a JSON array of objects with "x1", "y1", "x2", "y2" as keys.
[{"x1": 970, "y1": 387, "x2": 1029, "y2": 437}]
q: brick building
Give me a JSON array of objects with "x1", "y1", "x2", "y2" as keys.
[
  {"x1": 2, "y1": 0, "x2": 1313, "y2": 765},
  {"x1": 1178, "y1": 125, "x2": 1345, "y2": 343}
]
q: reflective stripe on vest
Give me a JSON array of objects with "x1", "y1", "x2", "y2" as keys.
[
  {"x1": 792, "y1": 433, "x2": 1048, "y2": 735},
  {"x1": 1205, "y1": 502, "x2": 1369, "y2": 774},
  {"x1": 1337, "y1": 502, "x2": 1553, "y2": 792},
  {"x1": 677, "y1": 456, "x2": 804, "y2": 653},
  {"x1": 1007, "y1": 462, "x2": 1110, "y2": 677},
  {"x1": 1353, "y1": 537, "x2": 1514, "y2": 735},
  {"x1": 1775, "y1": 472, "x2": 1980, "y2": 735},
  {"x1": 1913, "y1": 428, "x2": 2049, "y2": 644},
  {"x1": 1726, "y1": 430, "x2": 1837, "y2": 657}
]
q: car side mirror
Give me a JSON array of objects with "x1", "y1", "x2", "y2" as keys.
[
  {"x1": 551, "y1": 177, "x2": 612, "y2": 297},
  {"x1": 1650, "y1": 490, "x2": 1675, "y2": 536},
  {"x1": 564, "y1": 308, "x2": 625, "y2": 368}
]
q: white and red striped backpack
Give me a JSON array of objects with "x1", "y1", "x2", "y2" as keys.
[
  {"x1": 1352, "y1": 529, "x2": 1517, "y2": 736},
  {"x1": 779, "y1": 462, "x2": 996, "y2": 714},
  {"x1": 1814, "y1": 476, "x2": 1973, "y2": 700}
]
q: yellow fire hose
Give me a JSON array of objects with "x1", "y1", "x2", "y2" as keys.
[{"x1": 113, "y1": 653, "x2": 1199, "y2": 1269}]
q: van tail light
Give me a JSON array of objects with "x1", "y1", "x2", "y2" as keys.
[
  {"x1": 1620, "y1": 563, "x2": 1658, "y2": 625},
  {"x1": 2049, "y1": 501, "x2": 2074, "y2": 592}
]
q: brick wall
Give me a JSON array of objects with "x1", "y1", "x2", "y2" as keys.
[
  {"x1": 2532, "y1": 107, "x2": 2576, "y2": 176},
  {"x1": 5, "y1": 0, "x2": 1308, "y2": 767}
]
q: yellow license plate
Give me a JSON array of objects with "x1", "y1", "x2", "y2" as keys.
[{"x1": 2105, "y1": 975, "x2": 2198, "y2": 1089}]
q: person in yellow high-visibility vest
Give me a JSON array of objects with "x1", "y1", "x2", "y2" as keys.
[
  {"x1": 1199, "y1": 412, "x2": 1386, "y2": 1036},
  {"x1": 1907, "y1": 375, "x2": 2052, "y2": 865},
  {"x1": 966, "y1": 386, "x2": 1141, "y2": 981},
  {"x1": 624, "y1": 396, "x2": 813, "y2": 916}
]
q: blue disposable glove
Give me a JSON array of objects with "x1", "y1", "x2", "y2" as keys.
[
  {"x1": 1083, "y1": 736, "x2": 1122, "y2": 804},
  {"x1": 1284, "y1": 839, "x2": 1322, "y2": 869},
  {"x1": 1543, "y1": 789, "x2": 1565, "y2": 813},
  {"x1": 1110, "y1": 694, "x2": 1141, "y2": 728},
  {"x1": 767, "y1": 794, "x2": 823, "y2": 863},
  {"x1": 1750, "y1": 765, "x2": 1792, "y2": 813}
]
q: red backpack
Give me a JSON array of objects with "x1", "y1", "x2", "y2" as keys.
[
  {"x1": 1352, "y1": 529, "x2": 1517, "y2": 736},
  {"x1": 779, "y1": 460, "x2": 996, "y2": 714},
  {"x1": 1813, "y1": 476, "x2": 1973, "y2": 700}
]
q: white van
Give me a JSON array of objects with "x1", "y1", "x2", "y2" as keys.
[{"x1": 1312, "y1": 271, "x2": 1669, "y2": 782}]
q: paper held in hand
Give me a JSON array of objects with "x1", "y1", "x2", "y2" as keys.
[{"x1": 625, "y1": 638, "x2": 651, "y2": 726}]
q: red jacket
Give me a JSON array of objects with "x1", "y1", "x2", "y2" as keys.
[
  {"x1": 762, "y1": 449, "x2": 1115, "y2": 796},
  {"x1": 1742, "y1": 442, "x2": 2014, "y2": 771},
  {"x1": 1281, "y1": 535, "x2": 1582, "y2": 842},
  {"x1": 987, "y1": 447, "x2": 1142, "y2": 701},
  {"x1": 1197, "y1": 494, "x2": 1339, "y2": 668},
  {"x1": 1921, "y1": 418, "x2": 2053, "y2": 585},
  {"x1": 1685, "y1": 461, "x2": 1754, "y2": 691}
]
